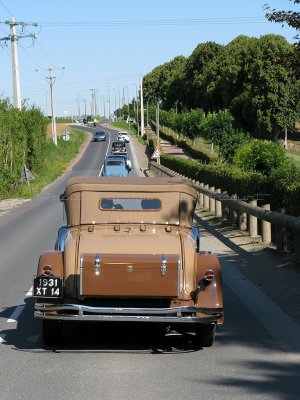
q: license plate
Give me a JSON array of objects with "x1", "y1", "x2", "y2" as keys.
[{"x1": 33, "y1": 276, "x2": 63, "y2": 298}]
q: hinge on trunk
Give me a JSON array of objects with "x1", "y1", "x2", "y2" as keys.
[
  {"x1": 161, "y1": 255, "x2": 167, "y2": 276},
  {"x1": 94, "y1": 254, "x2": 101, "y2": 275}
]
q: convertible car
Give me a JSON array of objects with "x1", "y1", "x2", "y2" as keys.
[{"x1": 33, "y1": 177, "x2": 224, "y2": 346}]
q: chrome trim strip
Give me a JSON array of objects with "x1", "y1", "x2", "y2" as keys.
[
  {"x1": 177, "y1": 255, "x2": 181, "y2": 297},
  {"x1": 34, "y1": 303, "x2": 223, "y2": 323},
  {"x1": 94, "y1": 254, "x2": 101, "y2": 274},
  {"x1": 161, "y1": 255, "x2": 167, "y2": 276},
  {"x1": 79, "y1": 253, "x2": 83, "y2": 296}
]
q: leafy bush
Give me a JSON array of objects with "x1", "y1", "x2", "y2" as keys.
[{"x1": 233, "y1": 139, "x2": 293, "y2": 176}]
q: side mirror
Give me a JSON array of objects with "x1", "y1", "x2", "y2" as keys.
[{"x1": 59, "y1": 194, "x2": 65, "y2": 202}]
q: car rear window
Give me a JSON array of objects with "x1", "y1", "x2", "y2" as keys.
[
  {"x1": 106, "y1": 160, "x2": 124, "y2": 166},
  {"x1": 100, "y1": 198, "x2": 161, "y2": 211}
]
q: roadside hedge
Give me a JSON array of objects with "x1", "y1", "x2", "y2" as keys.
[
  {"x1": 0, "y1": 101, "x2": 48, "y2": 197},
  {"x1": 160, "y1": 154, "x2": 300, "y2": 215}
]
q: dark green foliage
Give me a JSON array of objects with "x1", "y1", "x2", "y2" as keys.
[
  {"x1": 160, "y1": 154, "x2": 300, "y2": 215},
  {"x1": 233, "y1": 140, "x2": 292, "y2": 176},
  {"x1": 264, "y1": 0, "x2": 300, "y2": 78},
  {"x1": 21, "y1": 107, "x2": 48, "y2": 172},
  {"x1": 143, "y1": 34, "x2": 300, "y2": 139},
  {"x1": 0, "y1": 100, "x2": 47, "y2": 196},
  {"x1": 160, "y1": 154, "x2": 269, "y2": 199},
  {"x1": 199, "y1": 110, "x2": 249, "y2": 162}
]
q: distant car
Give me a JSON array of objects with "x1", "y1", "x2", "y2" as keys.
[
  {"x1": 111, "y1": 140, "x2": 126, "y2": 152},
  {"x1": 93, "y1": 131, "x2": 107, "y2": 142},
  {"x1": 110, "y1": 151, "x2": 132, "y2": 170},
  {"x1": 101, "y1": 157, "x2": 128, "y2": 177},
  {"x1": 117, "y1": 131, "x2": 130, "y2": 143}
]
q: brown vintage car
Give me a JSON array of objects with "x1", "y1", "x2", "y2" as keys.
[{"x1": 33, "y1": 176, "x2": 223, "y2": 346}]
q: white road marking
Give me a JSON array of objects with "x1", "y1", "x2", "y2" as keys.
[
  {"x1": 99, "y1": 131, "x2": 111, "y2": 176},
  {"x1": 26, "y1": 286, "x2": 33, "y2": 297},
  {"x1": 0, "y1": 334, "x2": 7, "y2": 344},
  {"x1": 7, "y1": 305, "x2": 25, "y2": 323}
]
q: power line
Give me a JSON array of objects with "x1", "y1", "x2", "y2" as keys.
[
  {"x1": 0, "y1": 0, "x2": 14, "y2": 17},
  {"x1": 35, "y1": 38, "x2": 56, "y2": 67},
  {"x1": 34, "y1": 16, "x2": 268, "y2": 27}
]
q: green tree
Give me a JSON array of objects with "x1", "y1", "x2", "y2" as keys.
[
  {"x1": 246, "y1": 34, "x2": 300, "y2": 139},
  {"x1": 201, "y1": 110, "x2": 250, "y2": 162},
  {"x1": 143, "y1": 56, "x2": 186, "y2": 108},
  {"x1": 264, "y1": 0, "x2": 300, "y2": 77},
  {"x1": 215, "y1": 35, "x2": 258, "y2": 130},
  {"x1": 184, "y1": 41, "x2": 223, "y2": 110}
]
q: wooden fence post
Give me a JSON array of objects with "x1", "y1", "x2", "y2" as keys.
[
  {"x1": 249, "y1": 199, "x2": 258, "y2": 237},
  {"x1": 262, "y1": 203, "x2": 271, "y2": 244},
  {"x1": 203, "y1": 184, "x2": 209, "y2": 210},
  {"x1": 209, "y1": 186, "x2": 215, "y2": 213},
  {"x1": 215, "y1": 188, "x2": 222, "y2": 217}
]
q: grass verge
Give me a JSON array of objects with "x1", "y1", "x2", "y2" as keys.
[{"x1": 110, "y1": 121, "x2": 138, "y2": 135}]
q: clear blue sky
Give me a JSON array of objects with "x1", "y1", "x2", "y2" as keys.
[{"x1": 0, "y1": 0, "x2": 298, "y2": 117}]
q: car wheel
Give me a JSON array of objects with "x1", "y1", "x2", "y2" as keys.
[
  {"x1": 42, "y1": 319, "x2": 63, "y2": 346},
  {"x1": 194, "y1": 324, "x2": 216, "y2": 347}
]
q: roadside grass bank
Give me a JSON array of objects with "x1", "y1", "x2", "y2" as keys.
[{"x1": 2, "y1": 129, "x2": 86, "y2": 200}]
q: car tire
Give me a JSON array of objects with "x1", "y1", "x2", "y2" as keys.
[
  {"x1": 42, "y1": 319, "x2": 63, "y2": 346},
  {"x1": 194, "y1": 324, "x2": 216, "y2": 347}
]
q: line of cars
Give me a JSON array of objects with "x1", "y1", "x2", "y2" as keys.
[{"x1": 101, "y1": 131, "x2": 132, "y2": 177}]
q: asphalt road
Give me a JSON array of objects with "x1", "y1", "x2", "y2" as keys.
[{"x1": 0, "y1": 125, "x2": 300, "y2": 400}]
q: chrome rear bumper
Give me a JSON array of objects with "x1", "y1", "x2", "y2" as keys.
[{"x1": 34, "y1": 303, "x2": 223, "y2": 323}]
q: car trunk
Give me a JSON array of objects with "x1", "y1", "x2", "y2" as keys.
[{"x1": 77, "y1": 229, "x2": 182, "y2": 297}]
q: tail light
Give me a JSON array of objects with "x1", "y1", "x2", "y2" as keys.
[
  {"x1": 204, "y1": 269, "x2": 214, "y2": 283},
  {"x1": 42, "y1": 265, "x2": 53, "y2": 276}
]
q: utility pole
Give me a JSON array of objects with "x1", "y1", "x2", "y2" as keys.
[
  {"x1": 136, "y1": 87, "x2": 140, "y2": 136},
  {"x1": 118, "y1": 86, "x2": 121, "y2": 120},
  {"x1": 90, "y1": 89, "x2": 97, "y2": 117},
  {"x1": 36, "y1": 66, "x2": 64, "y2": 145},
  {"x1": 83, "y1": 98, "x2": 87, "y2": 117},
  {"x1": 140, "y1": 76, "x2": 145, "y2": 138},
  {"x1": 48, "y1": 68, "x2": 57, "y2": 145},
  {"x1": 76, "y1": 94, "x2": 81, "y2": 119},
  {"x1": 156, "y1": 100, "x2": 160, "y2": 165},
  {"x1": 126, "y1": 86, "x2": 130, "y2": 132},
  {"x1": 107, "y1": 86, "x2": 111, "y2": 121},
  {"x1": 0, "y1": 17, "x2": 37, "y2": 109}
]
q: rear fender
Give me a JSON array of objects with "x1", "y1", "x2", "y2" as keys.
[
  {"x1": 194, "y1": 252, "x2": 223, "y2": 313},
  {"x1": 37, "y1": 251, "x2": 64, "y2": 277}
]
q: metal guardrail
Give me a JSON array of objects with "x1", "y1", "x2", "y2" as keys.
[{"x1": 149, "y1": 161, "x2": 300, "y2": 263}]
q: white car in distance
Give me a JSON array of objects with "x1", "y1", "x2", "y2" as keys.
[{"x1": 117, "y1": 131, "x2": 130, "y2": 143}]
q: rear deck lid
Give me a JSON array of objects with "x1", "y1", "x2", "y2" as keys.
[{"x1": 80, "y1": 252, "x2": 180, "y2": 297}]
